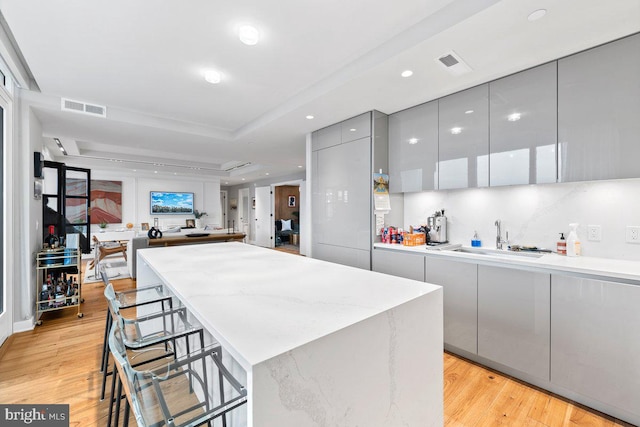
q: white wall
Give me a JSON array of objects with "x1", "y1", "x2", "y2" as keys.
[
  {"x1": 402, "y1": 178, "x2": 640, "y2": 260},
  {"x1": 90, "y1": 171, "x2": 222, "y2": 233},
  {"x1": 15, "y1": 99, "x2": 45, "y2": 329}
]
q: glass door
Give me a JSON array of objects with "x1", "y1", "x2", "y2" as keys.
[
  {"x1": 64, "y1": 167, "x2": 91, "y2": 253},
  {"x1": 43, "y1": 162, "x2": 91, "y2": 253}
]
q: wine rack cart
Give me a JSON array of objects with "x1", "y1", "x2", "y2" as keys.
[{"x1": 35, "y1": 248, "x2": 84, "y2": 325}]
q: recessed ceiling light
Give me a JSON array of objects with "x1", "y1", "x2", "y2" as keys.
[
  {"x1": 154, "y1": 170, "x2": 158, "y2": 174},
  {"x1": 465, "y1": 110, "x2": 474, "y2": 114},
  {"x1": 297, "y1": 165, "x2": 303, "y2": 168},
  {"x1": 527, "y1": 9, "x2": 547, "y2": 22},
  {"x1": 507, "y1": 113, "x2": 522, "y2": 122},
  {"x1": 350, "y1": 128, "x2": 356, "y2": 132},
  {"x1": 225, "y1": 181, "x2": 229, "y2": 184},
  {"x1": 133, "y1": 169, "x2": 137, "y2": 172},
  {"x1": 238, "y1": 25, "x2": 260, "y2": 45},
  {"x1": 401, "y1": 70, "x2": 413, "y2": 78},
  {"x1": 408, "y1": 138, "x2": 418, "y2": 145},
  {"x1": 265, "y1": 172, "x2": 270, "y2": 176},
  {"x1": 306, "y1": 115, "x2": 314, "y2": 120},
  {"x1": 451, "y1": 127, "x2": 462, "y2": 135},
  {"x1": 242, "y1": 178, "x2": 245, "y2": 181},
  {"x1": 204, "y1": 70, "x2": 222, "y2": 84}
]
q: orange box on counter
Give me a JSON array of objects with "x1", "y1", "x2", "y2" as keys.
[{"x1": 403, "y1": 233, "x2": 426, "y2": 246}]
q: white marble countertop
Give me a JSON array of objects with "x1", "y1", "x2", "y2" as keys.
[
  {"x1": 374, "y1": 242, "x2": 640, "y2": 282},
  {"x1": 138, "y1": 242, "x2": 441, "y2": 370}
]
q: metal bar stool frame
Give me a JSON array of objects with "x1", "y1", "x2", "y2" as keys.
[
  {"x1": 107, "y1": 305, "x2": 247, "y2": 426},
  {"x1": 104, "y1": 283, "x2": 206, "y2": 426},
  {"x1": 100, "y1": 268, "x2": 175, "y2": 400}
]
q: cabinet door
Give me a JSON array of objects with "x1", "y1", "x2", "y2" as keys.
[
  {"x1": 551, "y1": 276, "x2": 640, "y2": 420},
  {"x1": 558, "y1": 33, "x2": 640, "y2": 182},
  {"x1": 438, "y1": 84, "x2": 489, "y2": 189},
  {"x1": 311, "y1": 123, "x2": 342, "y2": 152},
  {"x1": 426, "y1": 257, "x2": 477, "y2": 354},
  {"x1": 372, "y1": 248, "x2": 425, "y2": 281},
  {"x1": 478, "y1": 265, "x2": 550, "y2": 380},
  {"x1": 341, "y1": 112, "x2": 371, "y2": 144},
  {"x1": 490, "y1": 62, "x2": 557, "y2": 186},
  {"x1": 388, "y1": 101, "x2": 438, "y2": 193},
  {"x1": 312, "y1": 137, "x2": 371, "y2": 251},
  {"x1": 313, "y1": 243, "x2": 370, "y2": 270}
]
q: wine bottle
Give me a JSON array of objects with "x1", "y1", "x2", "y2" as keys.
[{"x1": 45, "y1": 225, "x2": 59, "y2": 248}]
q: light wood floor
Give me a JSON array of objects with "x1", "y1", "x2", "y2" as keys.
[{"x1": 0, "y1": 272, "x2": 633, "y2": 426}]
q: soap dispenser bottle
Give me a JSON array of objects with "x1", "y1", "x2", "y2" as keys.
[
  {"x1": 471, "y1": 231, "x2": 481, "y2": 247},
  {"x1": 557, "y1": 233, "x2": 567, "y2": 255},
  {"x1": 566, "y1": 223, "x2": 581, "y2": 257}
]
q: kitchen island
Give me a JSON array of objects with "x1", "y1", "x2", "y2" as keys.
[{"x1": 136, "y1": 242, "x2": 443, "y2": 427}]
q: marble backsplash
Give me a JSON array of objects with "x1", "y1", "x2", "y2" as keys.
[{"x1": 402, "y1": 178, "x2": 640, "y2": 260}]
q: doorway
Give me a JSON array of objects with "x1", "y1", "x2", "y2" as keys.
[
  {"x1": 238, "y1": 188, "x2": 250, "y2": 241},
  {"x1": 273, "y1": 182, "x2": 302, "y2": 255}
]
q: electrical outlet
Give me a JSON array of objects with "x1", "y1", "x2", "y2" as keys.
[
  {"x1": 626, "y1": 226, "x2": 640, "y2": 244},
  {"x1": 587, "y1": 225, "x2": 601, "y2": 242}
]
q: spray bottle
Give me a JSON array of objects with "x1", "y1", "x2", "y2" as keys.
[{"x1": 566, "y1": 223, "x2": 581, "y2": 257}]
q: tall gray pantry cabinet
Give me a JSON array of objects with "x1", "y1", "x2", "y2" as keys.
[{"x1": 311, "y1": 111, "x2": 388, "y2": 270}]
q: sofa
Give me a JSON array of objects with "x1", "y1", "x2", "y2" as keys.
[{"x1": 275, "y1": 219, "x2": 298, "y2": 245}]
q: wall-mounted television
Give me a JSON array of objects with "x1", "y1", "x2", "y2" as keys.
[{"x1": 150, "y1": 191, "x2": 194, "y2": 215}]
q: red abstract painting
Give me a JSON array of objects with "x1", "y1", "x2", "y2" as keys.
[{"x1": 90, "y1": 180, "x2": 122, "y2": 224}]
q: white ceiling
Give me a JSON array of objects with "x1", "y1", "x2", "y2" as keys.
[{"x1": 1, "y1": 0, "x2": 639, "y2": 184}]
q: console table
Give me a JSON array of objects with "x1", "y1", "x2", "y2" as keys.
[
  {"x1": 147, "y1": 232, "x2": 245, "y2": 247},
  {"x1": 136, "y1": 242, "x2": 444, "y2": 426}
]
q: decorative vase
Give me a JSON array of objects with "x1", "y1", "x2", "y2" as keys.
[{"x1": 195, "y1": 219, "x2": 202, "y2": 229}]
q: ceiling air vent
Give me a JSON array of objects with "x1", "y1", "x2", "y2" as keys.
[
  {"x1": 435, "y1": 50, "x2": 472, "y2": 76},
  {"x1": 61, "y1": 98, "x2": 107, "y2": 118}
]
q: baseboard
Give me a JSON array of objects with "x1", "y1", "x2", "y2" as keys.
[{"x1": 13, "y1": 317, "x2": 35, "y2": 333}]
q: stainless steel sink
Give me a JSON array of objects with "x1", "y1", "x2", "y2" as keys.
[{"x1": 452, "y1": 247, "x2": 544, "y2": 259}]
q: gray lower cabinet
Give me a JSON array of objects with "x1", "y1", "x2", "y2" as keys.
[
  {"x1": 477, "y1": 265, "x2": 550, "y2": 380},
  {"x1": 558, "y1": 33, "x2": 640, "y2": 182},
  {"x1": 551, "y1": 275, "x2": 640, "y2": 423},
  {"x1": 426, "y1": 257, "x2": 477, "y2": 354},
  {"x1": 372, "y1": 248, "x2": 425, "y2": 281}
]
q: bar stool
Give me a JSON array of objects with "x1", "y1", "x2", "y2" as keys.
[
  {"x1": 103, "y1": 284, "x2": 206, "y2": 426},
  {"x1": 107, "y1": 300, "x2": 247, "y2": 426},
  {"x1": 99, "y1": 268, "x2": 174, "y2": 400}
]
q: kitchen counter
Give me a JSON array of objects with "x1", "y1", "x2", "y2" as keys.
[
  {"x1": 374, "y1": 242, "x2": 640, "y2": 282},
  {"x1": 137, "y1": 242, "x2": 444, "y2": 426}
]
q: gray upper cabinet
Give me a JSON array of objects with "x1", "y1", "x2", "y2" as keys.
[
  {"x1": 438, "y1": 84, "x2": 489, "y2": 189},
  {"x1": 342, "y1": 112, "x2": 371, "y2": 144},
  {"x1": 558, "y1": 33, "x2": 640, "y2": 182},
  {"x1": 311, "y1": 123, "x2": 341, "y2": 152},
  {"x1": 489, "y1": 62, "x2": 557, "y2": 186},
  {"x1": 312, "y1": 113, "x2": 372, "y2": 152},
  {"x1": 388, "y1": 101, "x2": 438, "y2": 192}
]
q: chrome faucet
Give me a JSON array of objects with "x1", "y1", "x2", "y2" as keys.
[{"x1": 495, "y1": 219, "x2": 503, "y2": 249}]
